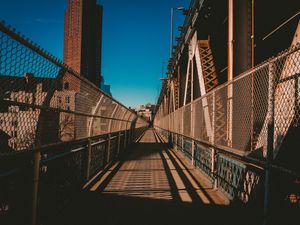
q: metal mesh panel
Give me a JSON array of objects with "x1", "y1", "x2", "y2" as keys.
[
  {"x1": 183, "y1": 104, "x2": 191, "y2": 136},
  {"x1": 90, "y1": 140, "x2": 107, "y2": 176},
  {"x1": 194, "y1": 142, "x2": 212, "y2": 180},
  {"x1": 252, "y1": 65, "x2": 270, "y2": 152},
  {"x1": 39, "y1": 144, "x2": 86, "y2": 219},
  {"x1": 217, "y1": 154, "x2": 246, "y2": 200},
  {"x1": 0, "y1": 22, "x2": 151, "y2": 224},
  {"x1": 178, "y1": 107, "x2": 183, "y2": 134},
  {"x1": 183, "y1": 137, "x2": 192, "y2": 159},
  {"x1": 206, "y1": 94, "x2": 214, "y2": 141},
  {"x1": 169, "y1": 112, "x2": 174, "y2": 132},
  {"x1": 273, "y1": 48, "x2": 300, "y2": 156},
  {"x1": 155, "y1": 45, "x2": 300, "y2": 157},
  {"x1": 0, "y1": 22, "x2": 148, "y2": 153},
  {"x1": 109, "y1": 106, "x2": 120, "y2": 133},
  {"x1": 231, "y1": 74, "x2": 252, "y2": 151},
  {"x1": 120, "y1": 111, "x2": 130, "y2": 130},
  {"x1": 214, "y1": 85, "x2": 228, "y2": 147},
  {"x1": 109, "y1": 136, "x2": 118, "y2": 161},
  {"x1": 193, "y1": 98, "x2": 209, "y2": 142}
]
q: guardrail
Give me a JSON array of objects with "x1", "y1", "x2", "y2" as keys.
[
  {"x1": 0, "y1": 127, "x2": 147, "y2": 225},
  {"x1": 154, "y1": 43, "x2": 300, "y2": 222},
  {"x1": 155, "y1": 43, "x2": 300, "y2": 157}
]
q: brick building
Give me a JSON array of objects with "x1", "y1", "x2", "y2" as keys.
[
  {"x1": 63, "y1": 0, "x2": 103, "y2": 88},
  {"x1": 0, "y1": 75, "x2": 76, "y2": 151}
]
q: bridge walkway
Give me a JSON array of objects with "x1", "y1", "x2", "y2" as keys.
[{"x1": 56, "y1": 129, "x2": 256, "y2": 225}]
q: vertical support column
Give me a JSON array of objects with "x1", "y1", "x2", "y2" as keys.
[
  {"x1": 181, "y1": 107, "x2": 184, "y2": 151},
  {"x1": 86, "y1": 138, "x2": 92, "y2": 181},
  {"x1": 191, "y1": 67, "x2": 195, "y2": 165},
  {"x1": 251, "y1": 0, "x2": 255, "y2": 69},
  {"x1": 124, "y1": 129, "x2": 127, "y2": 149},
  {"x1": 191, "y1": 127, "x2": 195, "y2": 165},
  {"x1": 181, "y1": 107, "x2": 184, "y2": 135},
  {"x1": 263, "y1": 60, "x2": 275, "y2": 225},
  {"x1": 227, "y1": 83, "x2": 233, "y2": 147},
  {"x1": 117, "y1": 131, "x2": 121, "y2": 155},
  {"x1": 227, "y1": 0, "x2": 234, "y2": 148},
  {"x1": 228, "y1": 0, "x2": 234, "y2": 82},
  {"x1": 131, "y1": 128, "x2": 133, "y2": 144},
  {"x1": 178, "y1": 65, "x2": 181, "y2": 108},
  {"x1": 250, "y1": 0, "x2": 255, "y2": 150},
  {"x1": 107, "y1": 134, "x2": 111, "y2": 164},
  {"x1": 191, "y1": 140, "x2": 195, "y2": 165},
  {"x1": 211, "y1": 92, "x2": 217, "y2": 189},
  {"x1": 233, "y1": 0, "x2": 253, "y2": 75},
  {"x1": 183, "y1": 60, "x2": 191, "y2": 105},
  {"x1": 32, "y1": 142, "x2": 41, "y2": 225},
  {"x1": 132, "y1": 126, "x2": 135, "y2": 142},
  {"x1": 128, "y1": 128, "x2": 131, "y2": 145}
]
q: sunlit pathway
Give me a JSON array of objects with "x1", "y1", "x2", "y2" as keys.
[
  {"x1": 92, "y1": 128, "x2": 227, "y2": 204},
  {"x1": 53, "y1": 129, "x2": 251, "y2": 225}
]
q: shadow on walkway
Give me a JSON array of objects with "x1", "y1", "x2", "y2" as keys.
[{"x1": 49, "y1": 129, "x2": 262, "y2": 225}]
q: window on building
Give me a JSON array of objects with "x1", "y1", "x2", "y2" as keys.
[
  {"x1": 66, "y1": 96, "x2": 70, "y2": 103},
  {"x1": 25, "y1": 96, "x2": 30, "y2": 104},
  {"x1": 12, "y1": 120, "x2": 18, "y2": 127},
  {"x1": 64, "y1": 82, "x2": 69, "y2": 90},
  {"x1": 66, "y1": 106, "x2": 70, "y2": 111}
]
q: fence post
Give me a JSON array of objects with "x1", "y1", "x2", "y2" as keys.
[
  {"x1": 191, "y1": 101, "x2": 195, "y2": 165},
  {"x1": 211, "y1": 91, "x2": 217, "y2": 189},
  {"x1": 227, "y1": 81, "x2": 233, "y2": 148},
  {"x1": 107, "y1": 134, "x2": 111, "y2": 164},
  {"x1": 117, "y1": 131, "x2": 121, "y2": 155},
  {"x1": 86, "y1": 138, "x2": 92, "y2": 181},
  {"x1": 128, "y1": 129, "x2": 131, "y2": 145},
  {"x1": 32, "y1": 142, "x2": 41, "y2": 225},
  {"x1": 263, "y1": 60, "x2": 275, "y2": 225},
  {"x1": 191, "y1": 140, "x2": 195, "y2": 165},
  {"x1": 124, "y1": 130, "x2": 127, "y2": 149}
]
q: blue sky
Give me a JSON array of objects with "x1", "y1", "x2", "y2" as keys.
[{"x1": 0, "y1": 0, "x2": 189, "y2": 108}]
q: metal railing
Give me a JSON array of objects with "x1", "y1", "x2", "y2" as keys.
[
  {"x1": 0, "y1": 21, "x2": 148, "y2": 225},
  {"x1": 155, "y1": 43, "x2": 300, "y2": 156},
  {"x1": 154, "y1": 44, "x2": 300, "y2": 208}
]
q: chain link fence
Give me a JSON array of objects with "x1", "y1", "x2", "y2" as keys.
[
  {"x1": 0, "y1": 21, "x2": 148, "y2": 154},
  {"x1": 0, "y1": 21, "x2": 148, "y2": 224},
  {"x1": 155, "y1": 43, "x2": 300, "y2": 157},
  {"x1": 154, "y1": 43, "x2": 300, "y2": 212}
]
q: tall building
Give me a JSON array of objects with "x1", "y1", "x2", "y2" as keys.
[
  {"x1": 136, "y1": 103, "x2": 156, "y2": 122},
  {"x1": 63, "y1": 0, "x2": 103, "y2": 87}
]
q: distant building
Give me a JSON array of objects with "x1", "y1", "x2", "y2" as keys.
[
  {"x1": 136, "y1": 103, "x2": 155, "y2": 122},
  {"x1": 100, "y1": 77, "x2": 112, "y2": 96},
  {"x1": 63, "y1": 0, "x2": 103, "y2": 87}
]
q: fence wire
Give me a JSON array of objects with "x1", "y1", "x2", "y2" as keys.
[
  {"x1": 155, "y1": 44, "x2": 300, "y2": 158},
  {"x1": 0, "y1": 21, "x2": 149, "y2": 224},
  {"x1": 0, "y1": 22, "x2": 148, "y2": 154}
]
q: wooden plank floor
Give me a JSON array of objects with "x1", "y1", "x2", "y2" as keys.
[
  {"x1": 55, "y1": 129, "x2": 259, "y2": 225},
  {"x1": 92, "y1": 128, "x2": 227, "y2": 204}
]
